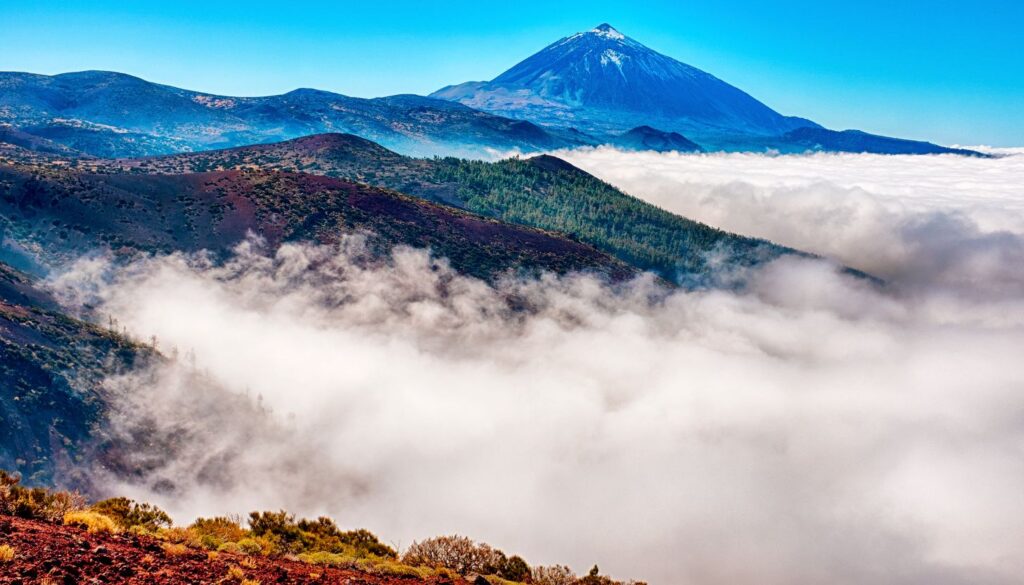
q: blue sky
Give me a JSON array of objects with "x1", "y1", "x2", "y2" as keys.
[{"x1": 1, "y1": 0, "x2": 1021, "y2": 146}]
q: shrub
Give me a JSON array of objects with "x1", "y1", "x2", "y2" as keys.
[
  {"x1": 248, "y1": 511, "x2": 393, "y2": 558},
  {"x1": 92, "y1": 497, "x2": 172, "y2": 531},
  {"x1": 191, "y1": 515, "x2": 248, "y2": 549},
  {"x1": 334, "y1": 527, "x2": 396, "y2": 559},
  {"x1": 236, "y1": 537, "x2": 265, "y2": 555},
  {"x1": 159, "y1": 526, "x2": 201, "y2": 547},
  {"x1": 0, "y1": 544, "x2": 15, "y2": 562},
  {"x1": 248, "y1": 510, "x2": 304, "y2": 553},
  {"x1": 226, "y1": 566, "x2": 245, "y2": 580},
  {"x1": 401, "y1": 535, "x2": 508, "y2": 576},
  {"x1": 498, "y1": 555, "x2": 532, "y2": 582},
  {"x1": 533, "y1": 565, "x2": 576, "y2": 585},
  {"x1": 0, "y1": 471, "x2": 85, "y2": 522},
  {"x1": 63, "y1": 510, "x2": 119, "y2": 534}
]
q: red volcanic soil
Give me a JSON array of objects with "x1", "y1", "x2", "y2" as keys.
[{"x1": 0, "y1": 515, "x2": 460, "y2": 585}]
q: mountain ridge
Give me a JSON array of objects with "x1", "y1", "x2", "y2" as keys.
[
  {"x1": 0, "y1": 70, "x2": 593, "y2": 157},
  {"x1": 4, "y1": 132, "x2": 797, "y2": 281}
]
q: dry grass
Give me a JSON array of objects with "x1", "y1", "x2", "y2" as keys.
[
  {"x1": 226, "y1": 566, "x2": 245, "y2": 580},
  {"x1": 240, "y1": 580, "x2": 261, "y2": 585},
  {"x1": 0, "y1": 544, "x2": 15, "y2": 562},
  {"x1": 162, "y1": 542, "x2": 190, "y2": 557},
  {"x1": 239, "y1": 556, "x2": 258, "y2": 569},
  {"x1": 63, "y1": 510, "x2": 119, "y2": 534}
]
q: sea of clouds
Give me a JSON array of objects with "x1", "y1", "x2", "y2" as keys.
[{"x1": 51, "y1": 150, "x2": 1024, "y2": 585}]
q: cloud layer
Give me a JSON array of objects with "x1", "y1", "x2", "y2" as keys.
[
  {"x1": 51, "y1": 150, "x2": 1024, "y2": 585},
  {"x1": 560, "y1": 148, "x2": 1024, "y2": 299}
]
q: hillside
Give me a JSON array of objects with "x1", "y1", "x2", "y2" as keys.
[
  {"x1": 0, "y1": 475, "x2": 644, "y2": 585},
  {"x1": 0, "y1": 261, "x2": 152, "y2": 483},
  {"x1": 0, "y1": 163, "x2": 634, "y2": 282},
  {"x1": 0, "y1": 515, "x2": 461, "y2": 585},
  {"x1": 44, "y1": 133, "x2": 792, "y2": 281}
]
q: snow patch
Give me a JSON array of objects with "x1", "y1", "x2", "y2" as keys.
[
  {"x1": 600, "y1": 49, "x2": 627, "y2": 75},
  {"x1": 590, "y1": 25, "x2": 625, "y2": 40}
]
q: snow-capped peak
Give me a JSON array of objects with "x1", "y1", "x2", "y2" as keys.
[{"x1": 589, "y1": 23, "x2": 625, "y2": 40}]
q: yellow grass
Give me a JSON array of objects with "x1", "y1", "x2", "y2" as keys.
[
  {"x1": 162, "y1": 542, "x2": 190, "y2": 557},
  {"x1": 63, "y1": 510, "x2": 119, "y2": 534},
  {"x1": 0, "y1": 544, "x2": 15, "y2": 562}
]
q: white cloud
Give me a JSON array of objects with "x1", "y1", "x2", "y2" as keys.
[
  {"x1": 51, "y1": 151, "x2": 1024, "y2": 585},
  {"x1": 558, "y1": 148, "x2": 1024, "y2": 299}
]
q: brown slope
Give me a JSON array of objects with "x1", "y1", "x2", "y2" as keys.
[
  {"x1": 0, "y1": 164, "x2": 635, "y2": 282},
  {"x1": 0, "y1": 515, "x2": 463, "y2": 585}
]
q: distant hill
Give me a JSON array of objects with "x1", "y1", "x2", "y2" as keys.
[
  {"x1": 42, "y1": 133, "x2": 794, "y2": 281},
  {"x1": 432, "y1": 24, "x2": 978, "y2": 155},
  {"x1": 0, "y1": 71, "x2": 593, "y2": 157},
  {"x1": 614, "y1": 126, "x2": 702, "y2": 153},
  {"x1": 776, "y1": 127, "x2": 987, "y2": 156}
]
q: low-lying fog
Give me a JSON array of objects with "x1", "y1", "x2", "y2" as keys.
[{"x1": 52, "y1": 149, "x2": 1024, "y2": 585}]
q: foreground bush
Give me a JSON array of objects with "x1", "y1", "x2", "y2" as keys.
[
  {"x1": 0, "y1": 470, "x2": 84, "y2": 522},
  {"x1": 190, "y1": 515, "x2": 249, "y2": 549},
  {"x1": 92, "y1": 496, "x2": 172, "y2": 531},
  {"x1": 533, "y1": 564, "x2": 577, "y2": 585},
  {"x1": 63, "y1": 510, "x2": 119, "y2": 534},
  {"x1": 248, "y1": 510, "x2": 396, "y2": 558},
  {"x1": 401, "y1": 534, "x2": 530, "y2": 580},
  {"x1": 0, "y1": 544, "x2": 14, "y2": 562}
]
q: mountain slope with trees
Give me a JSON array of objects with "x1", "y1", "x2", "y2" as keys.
[{"x1": 46, "y1": 133, "x2": 792, "y2": 281}]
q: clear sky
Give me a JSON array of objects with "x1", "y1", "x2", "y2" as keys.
[{"x1": 2, "y1": 0, "x2": 1021, "y2": 146}]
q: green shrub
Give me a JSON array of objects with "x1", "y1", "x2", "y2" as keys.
[
  {"x1": 247, "y1": 511, "x2": 394, "y2": 558},
  {"x1": 92, "y1": 496, "x2": 172, "y2": 531},
  {"x1": 498, "y1": 555, "x2": 532, "y2": 582},
  {"x1": 236, "y1": 537, "x2": 265, "y2": 555},
  {"x1": 191, "y1": 515, "x2": 248, "y2": 546}
]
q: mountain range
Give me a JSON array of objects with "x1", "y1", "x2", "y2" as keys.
[{"x1": 0, "y1": 24, "x2": 977, "y2": 157}]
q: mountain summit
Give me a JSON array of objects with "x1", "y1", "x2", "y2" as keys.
[{"x1": 431, "y1": 24, "x2": 819, "y2": 141}]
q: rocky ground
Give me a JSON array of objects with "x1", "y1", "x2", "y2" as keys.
[{"x1": 0, "y1": 515, "x2": 460, "y2": 585}]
